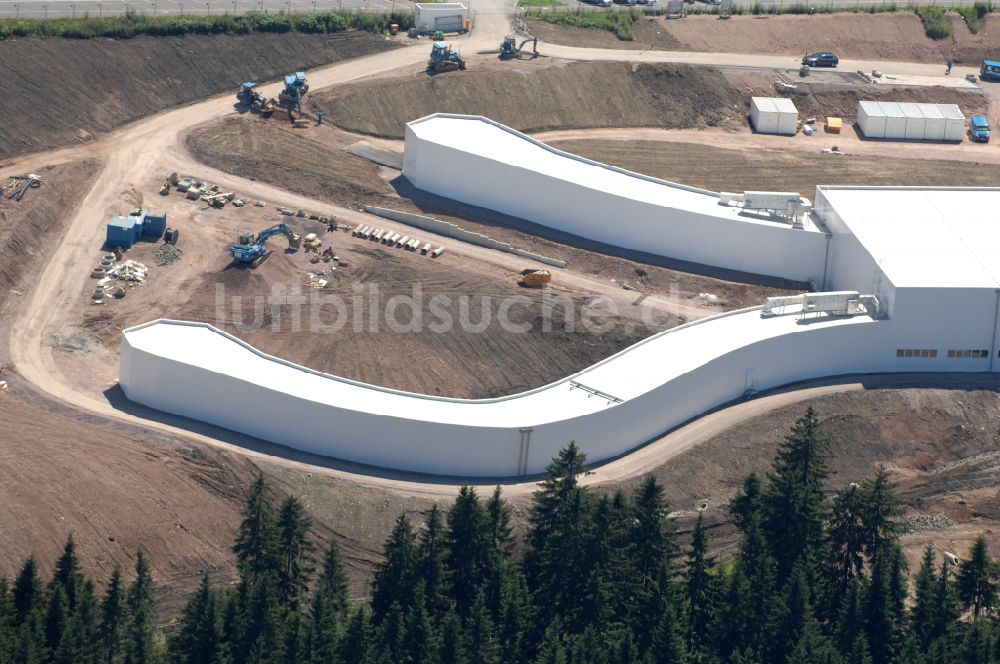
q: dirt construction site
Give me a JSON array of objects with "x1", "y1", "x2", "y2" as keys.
[{"x1": 2, "y1": 6, "x2": 1000, "y2": 609}]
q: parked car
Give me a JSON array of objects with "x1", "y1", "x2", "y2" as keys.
[
  {"x1": 970, "y1": 115, "x2": 991, "y2": 142},
  {"x1": 802, "y1": 52, "x2": 839, "y2": 67}
]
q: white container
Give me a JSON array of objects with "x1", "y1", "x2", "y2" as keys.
[
  {"x1": 921, "y1": 104, "x2": 946, "y2": 141},
  {"x1": 880, "y1": 102, "x2": 907, "y2": 140},
  {"x1": 750, "y1": 97, "x2": 798, "y2": 136},
  {"x1": 941, "y1": 104, "x2": 966, "y2": 141},
  {"x1": 899, "y1": 103, "x2": 926, "y2": 140},
  {"x1": 857, "y1": 100, "x2": 886, "y2": 138},
  {"x1": 413, "y1": 2, "x2": 467, "y2": 32}
]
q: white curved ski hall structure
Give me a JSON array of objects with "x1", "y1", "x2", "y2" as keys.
[{"x1": 119, "y1": 116, "x2": 1000, "y2": 478}]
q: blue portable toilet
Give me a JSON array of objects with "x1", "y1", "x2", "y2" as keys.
[
  {"x1": 143, "y1": 209, "x2": 167, "y2": 239},
  {"x1": 106, "y1": 216, "x2": 137, "y2": 250}
]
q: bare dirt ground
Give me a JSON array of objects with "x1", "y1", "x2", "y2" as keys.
[
  {"x1": 527, "y1": 12, "x2": 1000, "y2": 64},
  {"x1": 548, "y1": 138, "x2": 1000, "y2": 195},
  {"x1": 310, "y1": 60, "x2": 744, "y2": 138},
  {"x1": 0, "y1": 31, "x2": 399, "y2": 159}
]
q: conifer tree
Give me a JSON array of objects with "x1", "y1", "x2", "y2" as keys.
[
  {"x1": 169, "y1": 575, "x2": 221, "y2": 664},
  {"x1": 446, "y1": 486, "x2": 491, "y2": 618},
  {"x1": 911, "y1": 545, "x2": 938, "y2": 650},
  {"x1": 340, "y1": 606, "x2": 372, "y2": 664},
  {"x1": 12, "y1": 556, "x2": 42, "y2": 626},
  {"x1": 418, "y1": 504, "x2": 451, "y2": 621},
  {"x1": 371, "y1": 515, "x2": 418, "y2": 624},
  {"x1": 685, "y1": 512, "x2": 715, "y2": 659},
  {"x1": 763, "y1": 407, "x2": 832, "y2": 579},
  {"x1": 650, "y1": 598, "x2": 686, "y2": 664},
  {"x1": 438, "y1": 611, "x2": 467, "y2": 664},
  {"x1": 100, "y1": 565, "x2": 128, "y2": 664},
  {"x1": 958, "y1": 535, "x2": 998, "y2": 619},
  {"x1": 52, "y1": 535, "x2": 81, "y2": 610},
  {"x1": 124, "y1": 549, "x2": 158, "y2": 664},
  {"x1": 275, "y1": 495, "x2": 315, "y2": 610},
  {"x1": 860, "y1": 467, "x2": 903, "y2": 561},
  {"x1": 233, "y1": 472, "x2": 278, "y2": 585}
]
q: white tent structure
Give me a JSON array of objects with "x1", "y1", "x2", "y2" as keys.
[
  {"x1": 857, "y1": 101, "x2": 966, "y2": 141},
  {"x1": 750, "y1": 97, "x2": 799, "y2": 135},
  {"x1": 413, "y1": 2, "x2": 467, "y2": 33}
]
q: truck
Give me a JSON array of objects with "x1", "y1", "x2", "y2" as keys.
[
  {"x1": 970, "y1": 115, "x2": 991, "y2": 143},
  {"x1": 980, "y1": 60, "x2": 1000, "y2": 82}
]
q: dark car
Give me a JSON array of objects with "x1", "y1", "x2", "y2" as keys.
[{"x1": 802, "y1": 52, "x2": 839, "y2": 67}]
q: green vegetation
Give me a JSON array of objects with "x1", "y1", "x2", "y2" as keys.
[
  {"x1": 0, "y1": 9, "x2": 412, "y2": 41},
  {"x1": 525, "y1": 8, "x2": 644, "y2": 41},
  {"x1": 1, "y1": 409, "x2": 999, "y2": 662},
  {"x1": 957, "y1": 0, "x2": 992, "y2": 33},
  {"x1": 915, "y1": 7, "x2": 953, "y2": 40},
  {"x1": 518, "y1": 0, "x2": 565, "y2": 7}
]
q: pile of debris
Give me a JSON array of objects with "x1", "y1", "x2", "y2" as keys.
[
  {"x1": 305, "y1": 271, "x2": 331, "y2": 290},
  {"x1": 278, "y1": 207, "x2": 336, "y2": 230},
  {"x1": 1, "y1": 174, "x2": 42, "y2": 201},
  {"x1": 165, "y1": 174, "x2": 261, "y2": 210},
  {"x1": 90, "y1": 258, "x2": 149, "y2": 303},
  {"x1": 155, "y1": 243, "x2": 184, "y2": 266},
  {"x1": 905, "y1": 513, "x2": 955, "y2": 533}
]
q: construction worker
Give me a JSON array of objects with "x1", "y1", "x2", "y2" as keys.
[{"x1": 947, "y1": 57, "x2": 953, "y2": 75}]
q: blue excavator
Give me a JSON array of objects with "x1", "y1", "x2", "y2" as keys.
[
  {"x1": 229, "y1": 223, "x2": 301, "y2": 268},
  {"x1": 278, "y1": 71, "x2": 309, "y2": 113}
]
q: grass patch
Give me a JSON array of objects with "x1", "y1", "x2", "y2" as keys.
[
  {"x1": 0, "y1": 9, "x2": 413, "y2": 41},
  {"x1": 518, "y1": 0, "x2": 565, "y2": 7},
  {"x1": 525, "y1": 8, "x2": 644, "y2": 41},
  {"x1": 914, "y1": 7, "x2": 953, "y2": 39},
  {"x1": 956, "y1": 1, "x2": 992, "y2": 33}
]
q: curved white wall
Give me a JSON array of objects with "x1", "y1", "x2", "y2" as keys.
[
  {"x1": 121, "y1": 310, "x2": 927, "y2": 478},
  {"x1": 403, "y1": 114, "x2": 830, "y2": 285}
]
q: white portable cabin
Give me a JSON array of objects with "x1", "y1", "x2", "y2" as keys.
[
  {"x1": 413, "y1": 3, "x2": 468, "y2": 33},
  {"x1": 899, "y1": 103, "x2": 926, "y2": 140},
  {"x1": 941, "y1": 104, "x2": 966, "y2": 141},
  {"x1": 881, "y1": 102, "x2": 908, "y2": 139},
  {"x1": 857, "y1": 101, "x2": 886, "y2": 138},
  {"x1": 750, "y1": 97, "x2": 798, "y2": 135},
  {"x1": 920, "y1": 104, "x2": 946, "y2": 141}
]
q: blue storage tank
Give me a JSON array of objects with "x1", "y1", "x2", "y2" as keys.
[
  {"x1": 143, "y1": 209, "x2": 167, "y2": 239},
  {"x1": 106, "y1": 216, "x2": 137, "y2": 250}
]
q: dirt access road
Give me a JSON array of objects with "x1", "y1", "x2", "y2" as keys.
[{"x1": 4, "y1": 9, "x2": 991, "y2": 498}]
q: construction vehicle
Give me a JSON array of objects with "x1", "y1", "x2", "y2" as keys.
[
  {"x1": 229, "y1": 223, "x2": 301, "y2": 268},
  {"x1": 520, "y1": 268, "x2": 551, "y2": 288},
  {"x1": 499, "y1": 35, "x2": 538, "y2": 60},
  {"x1": 428, "y1": 42, "x2": 466, "y2": 73},
  {"x1": 278, "y1": 72, "x2": 309, "y2": 113},
  {"x1": 235, "y1": 82, "x2": 276, "y2": 117}
]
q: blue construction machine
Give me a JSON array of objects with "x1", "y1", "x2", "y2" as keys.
[
  {"x1": 278, "y1": 71, "x2": 309, "y2": 113},
  {"x1": 229, "y1": 223, "x2": 301, "y2": 268},
  {"x1": 427, "y1": 42, "x2": 465, "y2": 73},
  {"x1": 235, "y1": 82, "x2": 276, "y2": 116}
]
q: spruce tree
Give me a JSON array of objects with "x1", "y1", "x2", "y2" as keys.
[
  {"x1": 630, "y1": 476, "x2": 675, "y2": 639},
  {"x1": 864, "y1": 545, "x2": 907, "y2": 664},
  {"x1": 100, "y1": 565, "x2": 128, "y2": 664},
  {"x1": 763, "y1": 408, "x2": 832, "y2": 580},
  {"x1": 124, "y1": 549, "x2": 157, "y2": 664},
  {"x1": 685, "y1": 512, "x2": 715, "y2": 659},
  {"x1": 958, "y1": 535, "x2": 998, "y2": 619},
  {"x1": 275, "y1": 495, "x2": 315, "y2": 610},
  {"x1": 402, "y1": 583, "x2": 438, "y2": 664},
  {"x1": 826, "y1": 482, "x2": 867, "y2": 612},
  {"x1": 52, "y1": 535, "x2": 81, "y2": 610},
  {"x1": 418, "y1": 504, "x2": 451, "y2": 621},
  {"x1": 911, "y1": 545, "x2": 938, "y2": 650},
  {"x1": 371, "y1": 515, "x2": 417, "y2": 624},
  {"x1": 466, "y1": 590, "x2": 500, "y2": 664},
  {"x1": 860, "y1": 467, "x2": 903, "y2": 561},
  {"x1": 446, "y1": 486, "x2": 491, "y2": 618},
  {"x1": 12, "y1": 556, "x2": 42, "y2": 626},
  {"x1": 339, "y1": 606, "x2": 372, "y2": 664},
  {"x1": 168, "y1": 575, "x2": 220, "y2": 664},
  {"x1": 438, "y1": 611, "x2": 467, "y2": 664},
  {"x1": 61, "y1": 578, "x2": 100, "y2": 664},
  {"x1": 931, "y1": 559, "x2": 959, "y2": 642},
  {"x1": 650, "y1": 598, "x2": 686, "y2": 664},
  {"x1": 233, "y1": 472, "x2": 278, "y2": 584}
]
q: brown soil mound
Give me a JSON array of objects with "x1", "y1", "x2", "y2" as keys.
[
  {"x1": 311, "y1": 61, "x2": 743, "y2": 139},
  {"x1": 0, "y1": 31, "x2": 397, "y2": 159},
  {"x1": 187, "y1": 117, "x2": 392, "y2": 209}
]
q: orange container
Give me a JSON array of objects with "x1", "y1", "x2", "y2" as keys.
[{"x1": 826, "y1": 116, "x2": 843, "y2": 134}]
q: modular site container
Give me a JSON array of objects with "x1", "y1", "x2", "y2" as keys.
[
  {"x1": 750, "y1": 97, "x2": 798, "y2": 135},
  {"x1": 106, "y1": 216, "x2": 139, "y2": 250},
  {"x1": 857, "y1": 101, "x2": 966, "y2": 141},
  {"x1": 413, "y1": 3, "x2": 467, "y2": 32}
]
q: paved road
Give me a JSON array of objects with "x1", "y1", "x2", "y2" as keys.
[{"x1": 2, "y1": 4, "x2": 993, "y2": 494}]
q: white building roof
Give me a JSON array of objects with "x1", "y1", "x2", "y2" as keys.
[
  {"x1": 407, "y1": 114, "x2": 823, "y2": 233},
  {"x1": 820, "y1": 186, "x2": 1000, "y2": 288},
  {"x1": 125, "y1": 311, "x2": 871, "y2": 429}
]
